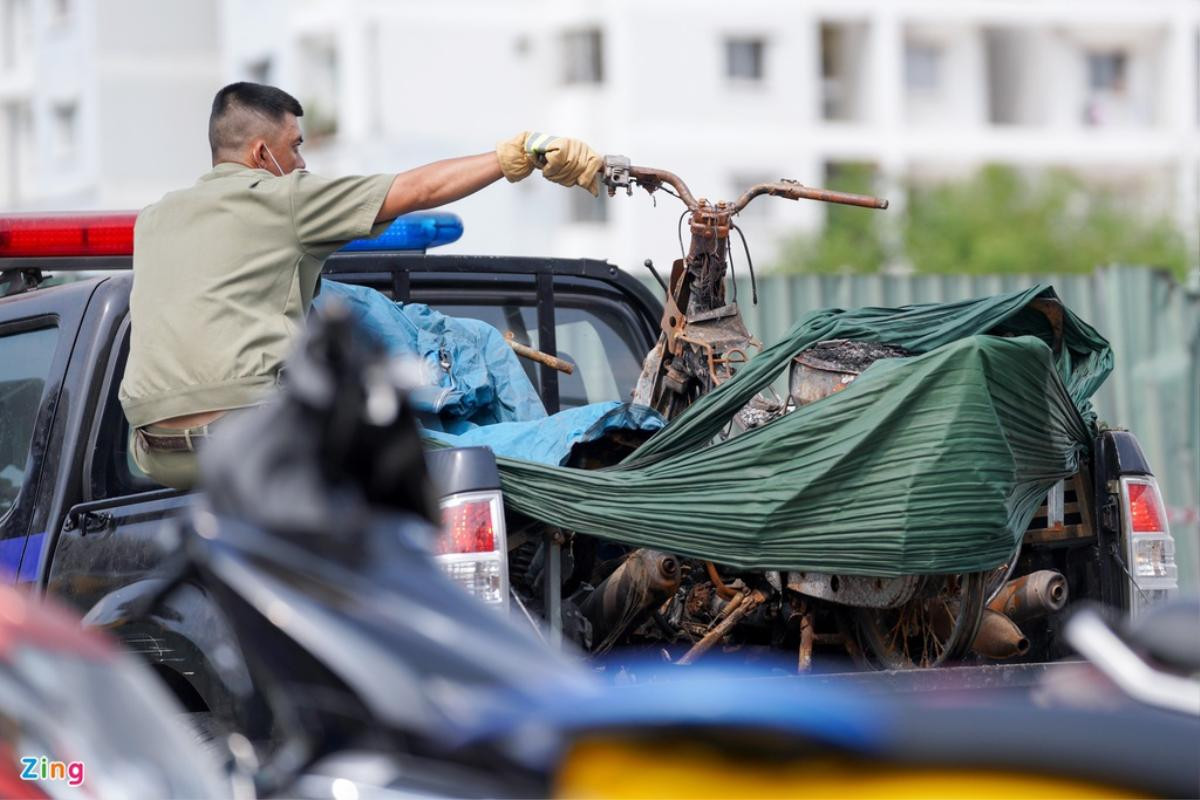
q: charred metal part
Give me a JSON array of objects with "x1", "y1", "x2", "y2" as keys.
[
  {"x1": 684, "y1": 582, "x2": 712, "y2": 623},
  {"x1": 788, "y1": 571, "x2": 919, "y2": 609},
  {"x1": 854, "y1": 573, "x2": 988, "y2": 669},
  {"x1": 765, "y1": 570, "x2": 783, "y2": 592},
  {"x1": 798, "y1": 604, "x2": 815, "y2": 673},
  {"x1": 579, "y1": 549, "x2": 682, "y2": 654},
  {"x1": 504, "y1": 331, "x2": 574, "y2": 374},
  {"x1": 705, "y1": 561, "x2": 737, "y2": 600},
  {"x1": 677, "y1": 591, "x2": 765, "y2": 665},
  {"x1": 1027, "y1": 297, "x2": 1065, "y2": 355},
  {"x1": 611, "y1": 163, "x2": 886, "y2": 424},
  {"x1": 971, "y1": 609, "x2": 1030, "y2": 660},
  {"x1": 789, "y1": 340, "x2": 913, "y2": 407},
  {"x1": 988, "y1": 570, "x2": 1068, "y2": 623}
]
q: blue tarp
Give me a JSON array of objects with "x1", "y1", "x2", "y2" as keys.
[
  {"x1": 314, "y1": 281, "x2": 665, "y2": 465},
  {"x1": 316, "y1": 280, "x2": 546, "y2": 430},
  {"x1": 427, "y1": 402, "x2": 665, "y2": 466}
]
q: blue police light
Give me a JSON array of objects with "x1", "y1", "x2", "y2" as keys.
[{"x1": 340, "y1": 211, "x2": 463, "y2": 252}]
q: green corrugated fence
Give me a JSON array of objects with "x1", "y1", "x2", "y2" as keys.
[{"x1": 635, "y1": 266, "x2": 1200, "y2": 589}]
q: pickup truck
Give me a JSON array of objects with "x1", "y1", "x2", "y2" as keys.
[{"x1": 0, "y1": 211, "x2": 1180, "y2": 740}]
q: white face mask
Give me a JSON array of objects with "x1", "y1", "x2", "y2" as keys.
[{"x1": 262, "y1": 144, "x2": 285, "y2": 177}]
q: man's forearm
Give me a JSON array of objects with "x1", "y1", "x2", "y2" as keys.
[{"x1": 376, "y1": 153, "x2": 503, "y2": 222}]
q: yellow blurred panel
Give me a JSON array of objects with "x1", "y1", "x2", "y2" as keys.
[{"x1": 554, "y1": 739, "x2": 1140, "y2": 799}]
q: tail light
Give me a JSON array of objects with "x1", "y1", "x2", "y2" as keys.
[
  {"x1": 1119, "y1": 476, "x2": 1177, "y2": 617},
  {"x1": 435, "y1": 491, "x2": 509, "y2": 610}
]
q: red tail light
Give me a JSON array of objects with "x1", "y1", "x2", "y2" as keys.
[
  {"x1": 438, "y1": 499, "x2": 496, "y2": 554},
  {"x1": 1119, "y1": 476, "x2": 1177, "y2": 617},
  {"x1": 435, "y1": 491, "x2": 509, "y2": 609},
  {"x1": 0, "y1": 212, "x2": 137, "y2": 258},
  {"x1": 1126, "y1": 480, "x2": 1166, "y2": 533}
]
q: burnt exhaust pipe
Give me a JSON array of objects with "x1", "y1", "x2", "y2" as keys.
[
  {"x1": 989, "y1": 570, "x2": 1068, "y2": 623},
  {"x1": 971, "y1": 609, "x2": 1031, "y2": 660},
  {"x1": 579, "y1": 549, "x2": 681, "y2": 654}
]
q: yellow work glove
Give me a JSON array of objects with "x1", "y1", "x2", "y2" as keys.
[{"x1": 495, "y1": 131, "x2": 602, "y2": 196}]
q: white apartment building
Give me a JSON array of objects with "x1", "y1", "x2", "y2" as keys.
[
  {"x1": 3, "y1": 0, "x2": 1197, "y2": 275},
  {"x1": 218, "y1": 0, "x2": 1200, "y2": 272},
  {"x1": 0, "y1": 0, "x2": 220, "y2": 210}
]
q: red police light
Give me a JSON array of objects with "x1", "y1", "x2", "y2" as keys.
[{"x1": 0, "y1": 213, "x2": 137, "y2": 258}]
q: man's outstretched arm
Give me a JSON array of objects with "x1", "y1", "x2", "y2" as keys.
[
  {"x1": 375, "y1": 132, "x2": 603, "y2": 222},
  {"x1": 376, "y1": 153, "x2": 502, "y2": 222}
]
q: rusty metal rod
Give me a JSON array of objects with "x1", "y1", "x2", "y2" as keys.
[
  {"x1": 504, "y1": 331, "x2": 574, "y2": 374},
  {"x1": 798, "y1": 606, "x2": 815, "y2": 673},
  {"x1": 704, "y1": 560, "x2": 737, "y2": 600},
  {"x1": 676, "y1": 591, "x2": 763, "y2": 666},
  {"x1": 626, "y1": 165, "x2": 700, "y2": 209},
  {"x1": 624, "y1": 166, "x2": 889, "y2": 214},
  {"x1": 733, "y1": 181, "x2": 889, "y2": 212}
]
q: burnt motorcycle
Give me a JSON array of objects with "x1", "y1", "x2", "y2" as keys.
[{"x1": 505, "y1": 160, "x2": 1065, "y2": 670}]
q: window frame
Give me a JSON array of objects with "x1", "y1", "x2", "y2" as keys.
[
  {"x1": 561, "y1": 28, "x2": 604, "y2": 86},
  {"x1": 724, "y1": 36, "x2": 766, "y2": 83},
  {"x1": 84, "y1": 315, "x2": 159, "y2": 503},
  {"x1": 0, "y1": 315, "x2": 61, "y2": 531}
]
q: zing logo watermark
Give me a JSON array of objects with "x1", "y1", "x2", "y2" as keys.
[{"x1": 19, "y1": 756, "x2": 85, "y2": 788}]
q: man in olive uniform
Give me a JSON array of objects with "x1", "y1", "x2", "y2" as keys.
[{"x1": 119, "y1": 82, "x2": 601, "y2": 490}]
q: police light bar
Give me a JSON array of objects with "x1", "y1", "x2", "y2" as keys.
[
  {"x1": 0, "y1": 212, "x2": 138, "y2": 259},
  {"x1": 340, "y1": 211, "x2": 463, "y2": 252}
]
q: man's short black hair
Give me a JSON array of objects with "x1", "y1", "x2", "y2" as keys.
[{"x1": 208, "y1": 82, "x2": 304, "y2": 157}]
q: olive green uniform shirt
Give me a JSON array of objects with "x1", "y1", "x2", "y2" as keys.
[{"x1": 119, "y1": 163, "x2": 394, "y2": 428}]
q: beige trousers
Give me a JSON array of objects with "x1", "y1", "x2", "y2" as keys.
[{"x1": 130, "y1": 414, "x2": 239, "y2": 491}]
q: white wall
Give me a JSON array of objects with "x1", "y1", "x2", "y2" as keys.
[{"x1": 0, "y1": 0, "x2": 220, "y2": 211}]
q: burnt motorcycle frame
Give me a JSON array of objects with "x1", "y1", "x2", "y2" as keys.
[{"x1": 596, "y1": 160, "x2": 988, "y2": 669}]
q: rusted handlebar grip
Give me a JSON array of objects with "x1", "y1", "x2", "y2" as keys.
[
  {"x1": 785, "y1": 186, "x2": 889, "y2": 209},
  {"x1": 504, "y1": 331, "x2": 575, "y2": 374}
]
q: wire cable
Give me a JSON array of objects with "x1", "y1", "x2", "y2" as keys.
[{"x1": 730, "y1": 223, "x2": 757, "y2": 305}]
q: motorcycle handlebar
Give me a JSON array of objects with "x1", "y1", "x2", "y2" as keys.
[
  {"x1": 603, "y1": 158, "x2": 889, "y2": 214},
  {"x1": 732, "y1": 181, "x2": 889, "y2": 212}
]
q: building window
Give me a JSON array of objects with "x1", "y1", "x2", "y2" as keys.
[
  {"x1": 1083, "y1": 50, "x2": 1140, "y2": 127},
  {"x1": 246, "y1": 58, "x2": 272, "y2": 84},
  {"x1": 1087, "y1": 51, "x2": 1127, "y2": 92},
  {"x1": 569, "y1": 189, "x2": 608, "y2": 224},
  {"x1": 819, "y1": 21, "x2": 869, "y2": 122},
  {"x1": 2, "y1": 0, "x2": 32, "y2": 71},
  {"x1": 299, "y1": 39, "x2": 339, "y2": 138},
  {"x1": 904, "y1": 43, "x2": 941, "y2": 91},
  {"x1": 562, "y1": 29, "x2": 603, "y2": 85},
  {"x1": 51, "y1": 101, "x2": 78, "y2": 161},
  {"x1": 725, "y1": 37, "x2": 765, "y2": 82}
]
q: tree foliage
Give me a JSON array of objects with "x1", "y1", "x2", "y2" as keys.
[{"x1": 779, "y1": 164, "x2": 1191, "y2": 279}]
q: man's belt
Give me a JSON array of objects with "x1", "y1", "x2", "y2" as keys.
[{"x1": 137, "y1": 425, "x2": 211, "y2": 453}]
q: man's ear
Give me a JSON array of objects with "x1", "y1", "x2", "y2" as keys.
[{"x1": 250, "y1": 139, "x2": 268, "y2": 169}]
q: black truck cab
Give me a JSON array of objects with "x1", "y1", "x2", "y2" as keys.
[{"x1": 0, "y1": 237, "x2": 659, "y2": 736}]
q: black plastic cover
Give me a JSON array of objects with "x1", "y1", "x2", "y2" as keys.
[
  {"x1": 1097, "y1": 430, "x2": 1153, "y2": 477},
  {"x1": 425, "y1": 447, "x2": 501, "y2": 497}
]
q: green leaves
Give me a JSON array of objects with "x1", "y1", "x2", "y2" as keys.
[{"x1": 781, "y1": 165, "x2": 1190, "y2": 279}]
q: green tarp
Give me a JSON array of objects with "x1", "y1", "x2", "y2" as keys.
[{"x1": 495, "y1": 285, "x2": 1113, "y2": 576}]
